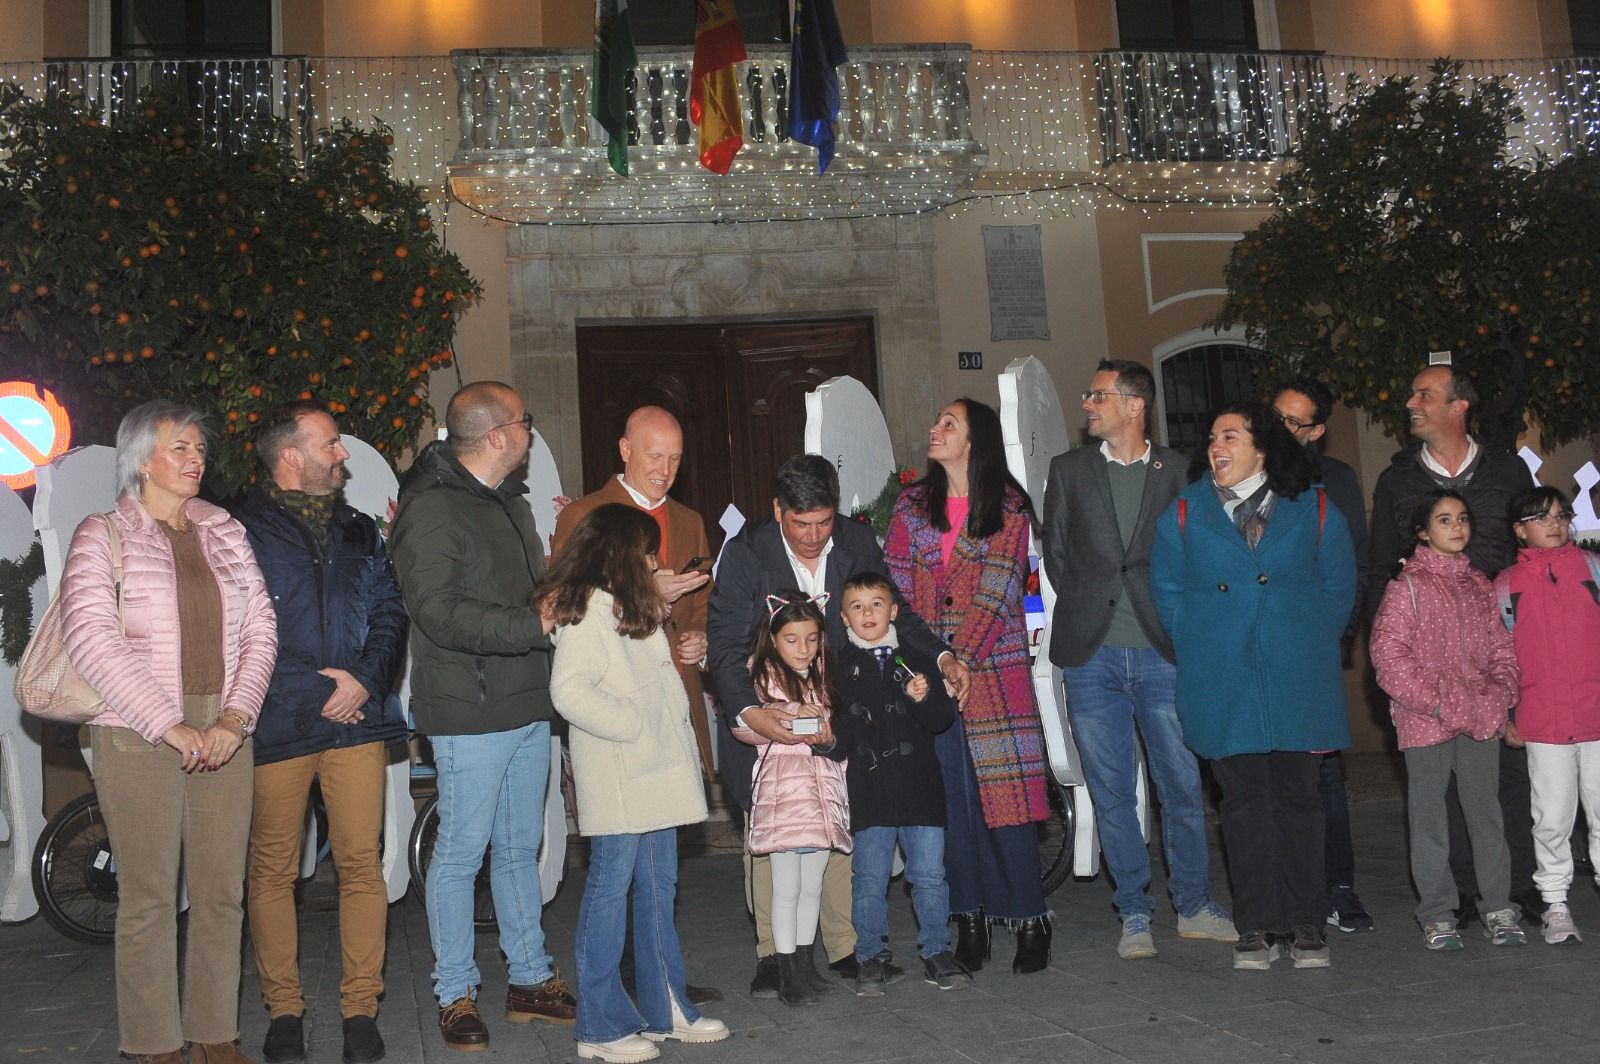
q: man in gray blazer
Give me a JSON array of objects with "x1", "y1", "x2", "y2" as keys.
[{"x1": 1042, "y1": 359, "x2": 1236, "y2": 960}]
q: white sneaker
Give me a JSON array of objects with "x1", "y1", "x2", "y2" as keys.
[
  {"x1": 576, "y1": 1034, "x2": 661, "y2": 1063},
  {"x1": 643, "y1": 1016, "x2": 730, "y2": 1044},
  {"x1": 1542, "y1": 901, "x2": 1583, "y2": 945}
]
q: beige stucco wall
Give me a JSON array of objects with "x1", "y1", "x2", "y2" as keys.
[
  {"x1": 867, "y1": 0, "x2": 1079, "y2": 51},
  {"x1": 925, "y1": 209, "x2": 1109, "y2": 430},
  {"x1": 0, "y1": 2, "x2": 44, "y2": 63},
  {"x1": 319, "y1": 0, "x2": 543, "y2": 55},
  {"x1": 1307, "y1": 0, "x2": 1567, "y2": 58}
]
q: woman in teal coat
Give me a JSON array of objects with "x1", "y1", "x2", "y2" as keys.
[{"x1": 1150, "y1": 401, "x2": 1354, "y2": 973}]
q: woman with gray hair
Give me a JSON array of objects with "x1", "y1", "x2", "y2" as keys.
[{"x1": 59, "y1": 399, "x2": 277, "y2": 1064}]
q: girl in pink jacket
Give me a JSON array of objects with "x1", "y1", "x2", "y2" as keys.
[
  {"x1": 732, "y1": 591, "x2": 850, "y2": 1007},
  {"x1": 1371, "y1": 489, "x2": 1521, "y2": 951},
  {"x1": 1495, "y1": 486, "x2": 1600, "y2": 946}
]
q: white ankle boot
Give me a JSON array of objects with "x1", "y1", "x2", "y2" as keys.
[{"x1": 576, "y1": 1034, "x2": 660, "y2": 1063}]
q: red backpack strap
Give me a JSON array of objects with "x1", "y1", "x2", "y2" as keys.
[
  {"x1": 1317, "y1": 487, "x2": 1326, "y2": 544},
  {"x1": 1177, "y1": 498, "x2": 1187, "y2": 536}
]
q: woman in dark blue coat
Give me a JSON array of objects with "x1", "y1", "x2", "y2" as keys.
[{"x1": 1150, "y1": 401, "x2": 1354, "y2": 973}]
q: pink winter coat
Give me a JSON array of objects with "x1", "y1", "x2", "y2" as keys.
[
  {"x1": 61, "y1": 493, "x2": 278, "y2": 745},
  {"x1": 1370, "y1": 547, "x2": 1518, "y2": 750},
  {"x1": 1494, "y1": 544, "x2": 1600, "y2": 745},
  {"x1": 732, "y1": 664, "x2": 851, "y2": 855}
]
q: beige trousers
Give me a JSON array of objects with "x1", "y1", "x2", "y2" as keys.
[
  {"x1": 93, "y1": 695, "x2": 254, "y2": 1055},
  {"x1": 745, "y1": 846, "x2": 855, "y2": 962},
  {"x1": 248, "y1": 741, "x2": 389, "y2": 1019}
]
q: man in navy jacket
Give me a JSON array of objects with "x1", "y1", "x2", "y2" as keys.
[{"x1": 237, "y1": 402, "x2": 407, "y2": 1064}]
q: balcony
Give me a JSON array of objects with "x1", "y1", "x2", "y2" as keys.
[
  {"x1": 3, "y1": 50, "x2": 1598, "y2": 221},
  {"x1": 446, "y1": 44, "x2": 987, "y2": 223}
]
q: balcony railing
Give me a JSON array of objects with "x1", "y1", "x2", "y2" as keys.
[
  {"x1": 447, "y1": 44, "x2": 986, "y2": 223},
  {"x1": 3, "y1": 50, "x2": 1599, "y2": 220},
  {"x1": 1095, "y1": 51, "x2": 1327, "y2": 165}
]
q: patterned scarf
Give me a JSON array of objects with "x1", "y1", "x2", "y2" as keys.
[
  {"x1": 1213, "y1": 479, "x2": 1276, "y2": 550},
  {"x1": 264, "y1": 480, "x2": 336, "y2": 545}
]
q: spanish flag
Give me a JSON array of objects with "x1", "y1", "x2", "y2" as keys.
[{"x1": 690, "y1": 0, "x2": 747, "y2": 175}]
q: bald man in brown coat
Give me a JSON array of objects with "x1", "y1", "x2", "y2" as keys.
[{"x1": 551, "y1": 406, "x2": 715, "y2": 778}]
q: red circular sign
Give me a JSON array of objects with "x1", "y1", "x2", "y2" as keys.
[{"x1": 0, "y1": 382, "x2": 73, "y2": 490}]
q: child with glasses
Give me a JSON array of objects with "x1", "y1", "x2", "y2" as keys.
[{"x1": 1494, "y1": 486, "x2": 1600, "y2": 945}]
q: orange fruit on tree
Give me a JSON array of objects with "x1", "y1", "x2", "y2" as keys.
[{"x1": 407, "y1": 394, "x2": 421, "y2": 407}]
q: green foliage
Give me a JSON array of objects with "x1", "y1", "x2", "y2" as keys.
[
  {"x1": 1214, "y1": 60, "x2": 1600, "y2": 448},
  {"x1": 850, "y1": 465, "x2": 918, "y2": 539},
  {"x1": 0, "y1": 83, "x2": 481, "y2": 495}
]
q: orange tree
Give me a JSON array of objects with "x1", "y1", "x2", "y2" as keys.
[
  {"x1": 0, "y1": 83, "x2": 479, "y2": 495},
  {"x1": 1214, "y1": 61, "x2": 1600, "y2": 449}
]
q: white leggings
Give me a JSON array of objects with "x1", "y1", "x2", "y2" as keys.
[{"x1": 769, "y1": 849, "x2": 830, "y2": 954}]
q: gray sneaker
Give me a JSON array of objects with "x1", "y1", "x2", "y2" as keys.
[
  {"x1": 1178, "y1": 901, "x2": 1240, "y2": 943},
  {"x1": 1484, "y1": 907, "x2": 1528, "y2": 946},
  {"x1": 1232, "y1": 930, "x2": 1280, "y2": 971},
  {"x1": 921, "y1": 950, "x2": 973, "y2": 991},
  {"x1": 1117, "y1": 914, "x2": 1157, "y2": 959},
  {"x1": 1542, "y1": 901, "x2": 1583, "y2": 945}
]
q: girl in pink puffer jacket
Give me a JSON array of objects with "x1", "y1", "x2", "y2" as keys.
[
  {"x1": 733, "y1": 591, "x2": 850, "y2": 1006},
  {"x1": 1371, "y1": 489, "x2": 1521, "y2": 951}
]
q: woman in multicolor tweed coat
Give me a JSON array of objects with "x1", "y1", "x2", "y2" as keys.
[{"x1": 885, "y1": 397, "x2": 1053, "y2": 976}]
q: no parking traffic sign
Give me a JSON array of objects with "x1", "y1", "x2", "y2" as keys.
[{"x1": 0, "y1": 382, "x2": 72, "y2": 490}]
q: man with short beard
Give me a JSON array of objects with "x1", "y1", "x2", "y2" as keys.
[{"x1": 237, "y1": 401, "x2": 408, "y2": 1064}]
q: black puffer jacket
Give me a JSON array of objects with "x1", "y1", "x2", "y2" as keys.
[
  {"x1": 389, "y1": 442, "x2": 552, "y2": 736},
  {"x1": 1366, "y1": 441, "x2": 1536, "y2": 621},
  {"x1": 823, "y1": 639, "x2": 955, "y2": 830},
  {"x1": 235, "y1": 489, "x2": 408, "y2": 765}
]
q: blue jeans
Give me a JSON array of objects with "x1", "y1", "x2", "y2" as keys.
[
  {"x1": 935, "y1": 717, "x2": 1049, "y2": 921},
  {"x1": 427, "y1": 722, "x2": 553, "y2": 1004},
  {"x1": 1062, "y1": 646, "x2": 1210, "y2": 919},
  {"x1": 575, "y1": 830, "x2": 699, "y2": 1044},
  {"x1": 852, "y1": 825, "x2": 950, "y2": 960}
]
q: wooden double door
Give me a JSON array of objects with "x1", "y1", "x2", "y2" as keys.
[{"x1": 575, "y1": 316, "x2": 878, "y2": 549}]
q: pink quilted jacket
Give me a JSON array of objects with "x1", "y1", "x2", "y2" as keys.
[
  {"x1": 733, "y1": 665, "x2": 851, "y2": 855},
  {"x1": 61, "y1": 492, "x2": 278, "y2": 745},
  {"x1": 1370, "y1": 547, "x2": 1518, "y2": 750}
]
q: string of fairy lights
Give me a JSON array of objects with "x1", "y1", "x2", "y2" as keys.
[{"x1": 0, "y1": 50, "x2": 1597, "y2": 224}]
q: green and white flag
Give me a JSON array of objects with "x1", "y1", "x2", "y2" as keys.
[{"x1": 590, "y1": 0, "x2": 637, "y2": 177}]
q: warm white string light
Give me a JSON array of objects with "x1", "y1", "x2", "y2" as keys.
[{"x1": 1, "y1": 50, "x2": 1596, "y2": 224}]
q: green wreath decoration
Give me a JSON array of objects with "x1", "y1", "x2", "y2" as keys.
[
  {"x1": 850, "y1": 466, "x2": 918, "y2": 540},
  {"x1": 0, "y1": 539, "x2": 44, "y2": 666}
]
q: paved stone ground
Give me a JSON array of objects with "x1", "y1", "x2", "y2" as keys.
[{"x1": 7, "y1": 768, "x2": 1600, "y2": 1064}]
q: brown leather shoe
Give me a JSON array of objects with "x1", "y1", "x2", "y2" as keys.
[
  {"x1": 191, "y1": 1042, "x2": 257, "y2": 1064},
  {"x1": 131, "y1": 1052, "x2": 184, "y2": 1064},
  {"x1": 438, "y1": 997, "x2": 490, "y2": 1052},
  {"x1": 505, "y1": 971, "x2": 577, "y2": 1025}
]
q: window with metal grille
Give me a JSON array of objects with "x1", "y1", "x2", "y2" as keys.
[{"x1": 1160, "y1": 343, "x2": 1257, "y2": 454}]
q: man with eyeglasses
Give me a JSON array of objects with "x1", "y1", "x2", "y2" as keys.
[
  {"x1": 1271, "y1": 378, "x2": 1375, "y2": 935},
  {"x1": 1042, "y1": 359, "x2": 1237, "y2": 961},
  {"x1": 1366, "y1": 362, "x2": 1539, "y2": 923},
  {"x1": 390, "y1": 381, "x2": 576, "y2": 1051}
]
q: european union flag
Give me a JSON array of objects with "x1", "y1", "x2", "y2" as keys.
[{"x1": 787, "y1": 0, "x2": 848, "y2": 175}]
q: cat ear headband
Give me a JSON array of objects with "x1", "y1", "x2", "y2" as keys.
[{"x1": 765, "y1": 591, "x2": 831, "y2": 620}]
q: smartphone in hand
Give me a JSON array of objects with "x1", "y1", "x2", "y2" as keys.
[{"x1": 683, "y1": 555, "x2": 715, "y2": 575}]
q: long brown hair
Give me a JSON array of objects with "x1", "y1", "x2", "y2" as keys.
[
  {"x1": 748, "y1": 590, "x2": 838, "y2": 709},
  {"x1": 538, "y1": 503, "x2": 666, "y2": 638}
]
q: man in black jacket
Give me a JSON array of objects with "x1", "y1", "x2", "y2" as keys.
[
  {"x1": 239, "y1": 402, "x2": 407, "y2": 1064},
  {"x1": 1272, "y1": 379, "x2": 1374, "y2": 935},
  {"x1": 389, "y1": 382, "x2": 572, "y2": 1051},
  {"x1": 1366, "y1": 363, "x2": 1539, "y2": 921},
  {"x1": 706, "y1": 455, "x2": 967, "y2": 996}
]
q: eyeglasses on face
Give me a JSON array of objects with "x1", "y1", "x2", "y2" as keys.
[
  {"x1": 1271, "y1": 407, "x2": 1321, "y2": 433},
  {"x1": 1082, "y1": 390, "x2": 1138, "y2": 404},
  {"x1": 486, "y1": 412, "x2": 535, "y2": 436},
  {"x1": 1518, "y1": 509, "x2": 1575, "y2": 526}
]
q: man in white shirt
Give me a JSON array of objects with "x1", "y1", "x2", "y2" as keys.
[{"x1": 706, "y1": 454, "x2": 969, "y2": 996}]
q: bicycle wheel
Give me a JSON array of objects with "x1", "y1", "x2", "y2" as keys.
[
  {"x1": 1038, "y1": 777, "x2": 1076, "y2": 896},
  {"x1": 32, "y1": 792, "x2": 118, "y2": 944},
  {"x1": 407, "y1": 795, "x2": 496, "y2": 930}
]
